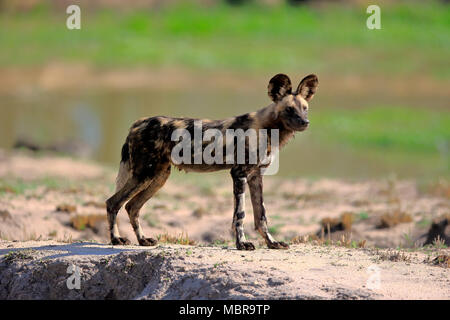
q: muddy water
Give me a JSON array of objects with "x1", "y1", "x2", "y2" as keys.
[{"x1": 0, "y1": 87, "x2": 447, "y2": 179}]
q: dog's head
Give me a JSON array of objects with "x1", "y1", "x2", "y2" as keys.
[{"x1": 268, "y1": 73, "x2": 318, "y2": 131}]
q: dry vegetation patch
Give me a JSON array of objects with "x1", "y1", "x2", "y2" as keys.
[
  {"x1": 192, "y1": 207, "x2": 207, "y2": 219},
  {"x1": 431, "y1": 255, "x2": 449, "y2": 268},
  {"x1": 0, "y1": 210, "x2": 12, "y2": 221},
  {"x1": 2, "y1": 249, "x2": 35, "y2": 264},
  {"x1": 424, "y1": 216, "x2": 449, "y2": 246},
  {"x1": 377, "y1": 210, "x2": 413, "y2": 229},
  {"x1": 376, "y1": 249, "x2": 412, "y2": 263},
  {"x1": 291, "y1": 233, "x2": 366, "y2": 249},
  {"x1": 70, "y1": 214, "x2": 107, "y2": 232},
  {"x1": 156, "y1": 232, "x2": 196, "y2": 246},
  {"x1": 420, "y1": 179, "x2": 450, "y2": 199},
  {"x1": 320, "y1": 212, "x2": 354, "y2": 234},
  {"x1": 55, "y1": 204, "x2": 77, "y2": 214},
  {"x1": 82, "y1": 201, "x2": 106, "y2": 209}
]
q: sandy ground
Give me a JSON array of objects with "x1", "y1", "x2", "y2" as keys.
[
  {"x1": 0, "y1": 150, "x2": 448, "y2": 299},
  {"x1": 0, "y1": 150, "x2": 448, "y2": 249},
  {"x1": 0, "y1": 240, "x2": 448, "y2": 300}
]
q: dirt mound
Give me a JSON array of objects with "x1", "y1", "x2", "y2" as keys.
[{"x1": 0, "y1": 241, "x2": 448, "y2": 300}]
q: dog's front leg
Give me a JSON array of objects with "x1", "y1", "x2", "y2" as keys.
[
  {"x1": 248, "y1": 172, "x2": 289, "y2": 249},
  {"x1": 231, "y1": 168, "x2": 255, "y2": 250}
]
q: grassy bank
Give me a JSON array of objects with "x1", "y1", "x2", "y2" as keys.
[
  {"x1": 312, "y1": 106, "x2": 450, "y2": 155},
  {"x1": 0, "y1": 2, "x2": 449, "y2": 78}
]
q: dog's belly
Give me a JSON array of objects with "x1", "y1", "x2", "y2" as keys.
[{"x1": 174, "y1": 163, "x2": 234, "y2": 173}]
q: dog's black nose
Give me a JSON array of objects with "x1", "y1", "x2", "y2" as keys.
[{"x1": 303, "y1": 119, "x2": 310, "y2": 125}]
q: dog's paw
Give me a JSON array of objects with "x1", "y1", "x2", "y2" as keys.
[
  {"x1": 111, "y1": 237, "x2": 131, "y2": 245},
  {"x1": 237, "y1": 241, "x2": 256, "y2": 251},
  {"x1": 267, "y1": 241, "x2": 289, "y2": 249},
  {"x1": 138, "y1": 237, "x2": 158, "y2": 246}
]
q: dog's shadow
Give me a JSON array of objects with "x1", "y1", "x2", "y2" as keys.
[{"x1": 0, "y1": 242, "x2": 151, "y2": 260}]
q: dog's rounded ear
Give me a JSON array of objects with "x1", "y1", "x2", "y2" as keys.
[
  {"x1": 268, "y1": 74, "x2": 292, "y2": 102},
  {"x1": 295, "y1": 74, "x2": 318, "y2": 102}
]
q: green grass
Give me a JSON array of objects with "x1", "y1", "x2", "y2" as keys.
[
  {"x1": 416, "y1": 218, "x2": 432, "y2": 228},
  {"x1": 357, "y1": 211, "x2": 370, "y2": 220},
  {"x1": 2, "y1": 249, "x2": 35, "y2": 263},
  {"x1": 0, "y1": 177, "x2": 62, "y2": 195},
  {"x1": 279, "y1": 104, "x2": 450, "y2": 178},
  {"x1": 312, "y1": 106, "x2": 450, "y2": 155},
  {"x1": 0, "y1": 2, "x2": 449, "y2": 77},
  {"x1": 268, "y1": 223, "x2": 285, "y2": 235},
  {"x1": 143, "y1": 213, "x2": 159, "y2": 227}
]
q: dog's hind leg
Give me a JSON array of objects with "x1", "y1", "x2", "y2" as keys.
[
  {"x1": 125, "y1": 165, "x2": 171, "y2": 246},
  {"x1": 106, "y1": 176, "x2": 150, "y2": 245},
  {"x1": 248, "y1": 171, "x2": 289, "y2": 249}
]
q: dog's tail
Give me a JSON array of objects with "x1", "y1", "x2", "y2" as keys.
[{"x1": 115, "y1": 140, "x2": 132, "y2": 192}]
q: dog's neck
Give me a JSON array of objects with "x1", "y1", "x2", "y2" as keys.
[{"x1": 256, "y1": 104, "x2": 295, "y2": 148}]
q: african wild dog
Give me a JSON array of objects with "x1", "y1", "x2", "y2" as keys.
[{"x1": 106, "y1": 73, "x2": 318, "y2": 250}]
